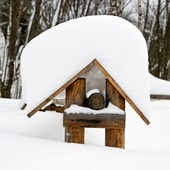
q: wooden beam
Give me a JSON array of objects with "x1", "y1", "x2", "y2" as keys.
[
  {"x1": 27, "y1": 61, "x2": 95, "y2": 118},
  {"x1": 150, "y1": 94, "x2": 170, "y2": 100},
  {"x1": 93, "y1": 59, "x2": 150, "y2": 125},
  {"x1": 64, "y1": 113, "x2": 125, "y2": 129},
  {"x1": 21, "y1": 103, "x2": 27, "y2": 110}
]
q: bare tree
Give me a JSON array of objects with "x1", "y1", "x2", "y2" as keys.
[
  {"x1": 0, "y1": 0, "x2": 27, "y2": 98},
  {"x1": 109, "y1": 0, "x2": 122, "y2": 16}
]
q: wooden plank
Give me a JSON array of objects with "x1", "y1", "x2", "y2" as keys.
[
  {"x1": 27, "y1": 61, "x2": 94, "y2": 118},
  {"x1": 105, "y1": 128, "x2": 125, "y2": 148},
  {"x1": 106, "y1": 79, "x2": 125, "y2": 111},
  {"x1": 150, "y1": 94, "x2": 170, "y2": 100},
  {"x1": 93, "y1": 59, "x2": 150, "y2": 125},
  {"x1": 21, "y1": 103, "x2": 27, "y2": 110},
  {"x1": 66, "y1": 78, "x2": 86, "y2": 108},
  {"x1": 63, "y1": 113, "x2": 125, "y2": 129}
]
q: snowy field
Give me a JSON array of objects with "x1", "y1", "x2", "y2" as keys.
[
  {"x1": 1, "y1": 15, "x2": 170, "y2": 169},
  {"x1": 0, "y1": 98, "x2": 170, "y2": 170}
]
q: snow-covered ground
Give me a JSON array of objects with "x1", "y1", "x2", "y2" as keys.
[{"x1": 0, "y1": 98, "x2": 170, "y2": 170}]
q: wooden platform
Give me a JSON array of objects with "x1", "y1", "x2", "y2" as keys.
[
  {"x1": 64, "y1": 112, "x2": 125, "y2": 129},
  {"x1": 64, "y1": 112, "x2": 125, "y2": 148}
]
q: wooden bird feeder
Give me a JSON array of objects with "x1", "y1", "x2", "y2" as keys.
[{"x1": 24, "y1": 59, "x2": 150, "y2": 149}]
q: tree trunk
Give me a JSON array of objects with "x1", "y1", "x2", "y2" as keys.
[
  {"x1": 109, "y1": 0, "x2": 122, "y2": 16},
  {"x1": 1, "y1": 61, "x2": 14, "y2": 98},
  {"x1": 138, "y1": 0, "x2": 142, "y2": 32}
]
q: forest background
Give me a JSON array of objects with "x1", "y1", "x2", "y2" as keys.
[{"x1": 0, "y1": 0, "x2": 169, "y2": 99}]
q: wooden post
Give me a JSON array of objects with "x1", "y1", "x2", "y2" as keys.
[
  {"x1": 65, "y1": 127, "x2": 84, "y2": 144},
  {"x1": 105, "y1": 79, "x2": 125, "y2": 148},
  {"x1": 105, "y1": 129, "x2": 125, "y2": 148},
  {"x1": 64, "y1": 78, "x2": 86, "y2": 144}
]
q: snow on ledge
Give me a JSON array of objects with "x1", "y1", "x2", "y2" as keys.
[{"x1": 64, "y1": 102, "x2": 125, "y2": 115}]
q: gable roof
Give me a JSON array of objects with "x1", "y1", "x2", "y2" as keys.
[{"x1": 27, "y1": 59, "x2": 150, "y2": 125}]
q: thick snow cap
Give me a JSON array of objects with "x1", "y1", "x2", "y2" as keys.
[{"x1": 21, "y1": 15, "x2": 151, "y2": 121}]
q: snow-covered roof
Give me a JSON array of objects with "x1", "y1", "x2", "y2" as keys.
[{"x1": 21, "y1": 15, "x2": 151, "y2": 123}]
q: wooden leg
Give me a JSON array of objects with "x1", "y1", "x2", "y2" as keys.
[
  {"x1": 65, "y1": 127, "x2": 84, "y2": 144},
  {"x1": 105, "y1": 128, "x2": 125, "y2": 148}
]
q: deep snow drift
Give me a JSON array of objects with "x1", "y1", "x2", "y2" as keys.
[
  {"x1": 0, "y1": 98, "x2": 170, "y2": 170},
  {"x1": 21, "y1": 15, "x2": 151, "y2": 120}
]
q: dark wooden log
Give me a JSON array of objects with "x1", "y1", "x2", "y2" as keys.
[{"x1": 86, "y1": 93, "x2": 105, "y2": 110}]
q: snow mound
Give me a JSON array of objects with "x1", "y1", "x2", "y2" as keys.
[
  {"x1": 150, "y1": 74, "x2": 170, "y2": 95},
  {"x1": 21, "y1": 15, "x2": 150, "y2": 120}
]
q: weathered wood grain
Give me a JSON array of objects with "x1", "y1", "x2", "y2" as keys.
[
  {"x1": 106, "y1": 79, "x2": 125, "y2": 110},
  {"x1": 105, "y1": 128, "x2": 125, "y2": 148},
  {"x1": 66, "y1": 78, "x2": 86, "y2": 108},
  {"x1": 65, "y1": 127, "x2": 84, "y2": 144},
  {"x1": 64, "y1": 113, "x2": 125, "y2": 129}
]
